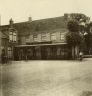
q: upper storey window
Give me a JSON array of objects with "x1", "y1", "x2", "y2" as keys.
[
  {"x1": 41, "y1": 33, "x2": 46, "y2": 41},
  {"x1": 25, "y1": 35, "x2": 30, "y2": 44},
  {"x1": 9, "y1": 29, "x2": 17, "y2": 42},
  {"x1": 33, "y1": 33, "x2": 38, "y2": 41},
  {"x1": 51, "y1": 32, "x2": 56, "y2": 40},
  {"x1": 60, "y1": 33, "x2": 65, "y2": 40}
]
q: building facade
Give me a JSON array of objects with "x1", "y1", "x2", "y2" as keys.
[
  {"x1": 13, "y1": 15, "x2": 70, "y2": 60},
  {"x1": 0, "y1": 13, "x2": 92, "y2": 61},
  {"x1": 0, "y1": 19, "x2": 18, "y2": 62}
]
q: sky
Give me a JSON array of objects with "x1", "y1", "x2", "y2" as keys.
[{"x1": 0, "y1": 0, "x2": 92, "y2": 25}]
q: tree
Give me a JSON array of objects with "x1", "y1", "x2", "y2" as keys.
[
  {"x1": 84, "y1": 22, "x2": 92, "y2": 54},
  {"x1": 67, "y1": 20, "x2": 79, "y2": 32},
  {"x1": 66, "y1": 20, "x2": 84, "y2": 59}
]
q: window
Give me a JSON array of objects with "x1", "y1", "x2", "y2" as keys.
[
  {"x1": 33, "y1": 34, "x2": 38, "y2": 41},
  {"x1": 60, "y1": 33, "x2": 65, "y2": 40},
  {"x1": 8, "y1": 47, "x2": 12, "y2": 58},
  {"x1": 51, "y1": 32, "x2": 56, "y2": 40},
  {"x1": 41, "y1": 33, "x2": 46, "y2": 41},
  {"x1": 13, "y1": 32, "x2": 17, "y2": 41},
  {"x1": 25, "y1": 35, "x2": 30, "y2": 43},
  {"x1": 9, "y1": 32, "x2": 13, "y2": 41},
  {"x1": 9, "y1": 31, "x2": 17, "y2": 42}
]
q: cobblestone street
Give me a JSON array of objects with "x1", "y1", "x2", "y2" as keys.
[{"x1": 0, "y1": 58, "x2": 92, "y2": 96}]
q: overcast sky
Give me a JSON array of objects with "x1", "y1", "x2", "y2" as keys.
[{"x1": 0, "y1": 0, "x2": 92, "y2": 25}]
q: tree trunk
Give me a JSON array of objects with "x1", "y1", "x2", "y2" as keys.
[
  {"x1": 72, "y1": 46, "x2": 79, "y2": 59},
  {"x1": 72, "y1": 46, "x2": 75, "y2": 59},
  {"x1": 75, "y1": 45, "x2": 79, "y2": 59}
]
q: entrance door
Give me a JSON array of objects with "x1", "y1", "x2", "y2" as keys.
[
  {"x1": 34, "y1": 46, "x2": 41, "y2": 60},
  {"x1": 27, "y1": 48, "x2": 33, "y2": 60},
  {"x1": 41, "y1": 46, "x2": 47, "y2": 60}
]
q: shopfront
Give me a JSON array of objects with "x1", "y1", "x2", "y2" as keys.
[{"x1": 14, "y1": 43, "x2": 70, "y2": 60}]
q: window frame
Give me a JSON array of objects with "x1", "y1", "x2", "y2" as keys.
[
  {"x1": 13, "y1": 32, "x2": 17, "y2": 42},
  {"x1": 33, "y1": 33, "x2": 38, "y2": 41},
  {"x1": 8, "y1": 47, "x2": 12, "y2": 58},
  {"x1": 60, "y1": 32, "x2": 65, "y2": 40},
  {"x1": 50, "y1": 32, "x2": 56, "y2": 41},
  {"x1": 25, "y1": 35, "x2": 30, "y2": 43},
  {"x1": 9, "y1": 31, "x2": 17, "y2": 42},
  {"x1": 41, "y1": 32, "x2": 46, "y2": 41}
]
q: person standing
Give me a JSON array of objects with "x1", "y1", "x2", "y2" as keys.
[{"x1": 79, "y1": 51, "x2": 83, "y2": 61}]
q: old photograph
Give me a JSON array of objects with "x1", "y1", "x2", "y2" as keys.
[{"x1": 0, "y1": 0, "x2": 92, "y2": 96}]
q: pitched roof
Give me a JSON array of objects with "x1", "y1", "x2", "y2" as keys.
[{"x1": 0, "y1": 16, "x2": 67, "y2": 36}]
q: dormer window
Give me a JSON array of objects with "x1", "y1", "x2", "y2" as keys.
[{"x1": 9, "y1": 30, "x2": 17, "y2": 42}]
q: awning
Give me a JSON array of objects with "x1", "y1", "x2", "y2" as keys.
[{"x1": 15, "y1": 43, "x2": 67, "y2": 47}]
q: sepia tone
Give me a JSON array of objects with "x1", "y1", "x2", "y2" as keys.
[{"x1": 0, "y1": 0, "x2": 92, "y2": 96}]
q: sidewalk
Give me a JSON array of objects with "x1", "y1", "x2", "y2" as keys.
[
  {"x1": 83, "y1": 55, "x2": 92, "y2": 58},
  {"x1": 1, "y1": 57, "x2": 92, "y2": 63}
]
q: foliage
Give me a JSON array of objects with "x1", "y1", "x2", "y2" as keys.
[
  {"x1": 66, "y1": 14, "x2": 89, "y2": 46},
  {"x1": 66, "y1": 13, "x2": 91, "y2": 57},
  {"x1": 69, "y1": 13, "x2": 90, "y2": 22},
  {"x1": 86, "y1": 22, "x2": 92, "y2": 33},
  {"x1": 67, "y1": 20, "x2": 79, "y2": 32},
  {"x1": 84, "y1": 22, "x2": 92, "y2": 48},
  {"x1": 66, "y1": 32, "x2": 84, "y2": 46},
  {"x1": 84, "y1": 33, "x2": 92, "y2": 48}
]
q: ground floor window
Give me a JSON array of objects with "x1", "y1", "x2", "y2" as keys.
[
  {"x1": 14, "y1": 45, "x2": 69, "y2": 60},
  {"x1": 8, "y1": 47, "x2": 12, "y2": 58},
  {"x1": 57, "y1": 47, "x2": 65, "y2": 56}
]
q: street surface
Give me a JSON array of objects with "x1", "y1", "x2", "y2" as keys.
[{"x1": 0, "y1": 58, "x2": 92, "y2": 96}]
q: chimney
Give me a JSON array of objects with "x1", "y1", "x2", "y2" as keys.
[
  {"x1": 28, "y1": 17, "x2": 32, "y2": 22},
  {"x1": 9, "y1": 18, "x2": 14, "y2": 27}
]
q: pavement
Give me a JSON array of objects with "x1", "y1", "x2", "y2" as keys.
[{"x1": 0, "y1": 58, "x2": 92, "y2": 96}]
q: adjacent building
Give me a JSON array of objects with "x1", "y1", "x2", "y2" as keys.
[{"x1": 0, "y1": 19, "x2": 18, "y2": 62}]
